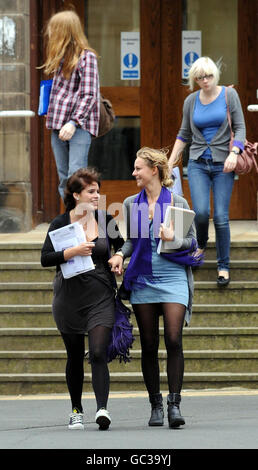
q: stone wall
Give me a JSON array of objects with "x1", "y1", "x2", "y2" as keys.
[{"x1": 0, "y1": 0, "x2": 32, "y2": 232}]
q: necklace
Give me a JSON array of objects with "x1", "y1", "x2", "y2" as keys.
[
  {"x1": 147, "y1": 189, "x2": 161, "y2": 220},
  {"x1": 148, "y1": 202, "x2": 156, "y2": 220}
]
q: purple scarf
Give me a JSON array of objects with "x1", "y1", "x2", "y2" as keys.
[{"x1": 124, "y1": 187, "x2": 203, "y2": 291}]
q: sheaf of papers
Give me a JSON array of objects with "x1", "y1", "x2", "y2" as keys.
[
  {"x1": 49, "y1": 222, "x2": 95, "y2": 278},
  {"x1": 157, "y1": 205, "x2": 195, "y2": 254}
]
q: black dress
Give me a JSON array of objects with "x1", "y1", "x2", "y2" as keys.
[{"x1": 41, "y1": 211, "x2": 124, "y2": 334}]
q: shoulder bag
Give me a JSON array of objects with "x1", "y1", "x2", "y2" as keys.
[
  {"x1": 225, "y1": 87, "x2": 258, "y2": 175},
  {"x1": 98, "y1": 211, "x2": 134, "y2": 363},
  {"x1": 96, "y1": 95, "x2": 116, "y2": 137}
]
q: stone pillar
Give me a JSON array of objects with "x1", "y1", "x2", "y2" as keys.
[{"x1": 0, "y1": 0, "x2": 32, "y2": 232}]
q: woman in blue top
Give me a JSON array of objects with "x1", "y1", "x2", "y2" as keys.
[
  {"x1": 109, "y1": 147, "x2": 202, "y2": 429},
  {"x1": 168, "y1": 57, "x2": 246, "y2": 286}
]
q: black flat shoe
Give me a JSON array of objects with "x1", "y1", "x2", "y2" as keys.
[{"x1": 217, "y1": 275, "x2": 230, "y2": 287}]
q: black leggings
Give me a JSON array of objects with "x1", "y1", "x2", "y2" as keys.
[
  {"x1": 133, "y1": 303, "x2": 185, "y2": 396},
  {"x1": 61, "y1": 325, "x2": 111, "y2": 412}
]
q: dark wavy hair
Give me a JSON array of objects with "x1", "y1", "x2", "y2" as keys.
[{"x1": 64, "y1": 167, "x2": 101, "y2": 211}]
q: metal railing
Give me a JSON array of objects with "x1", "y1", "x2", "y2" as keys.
[
  {"x1": 247, "y1": 105, "x2": 258, "y2": 112},
  {"x1": 0, "y1": 110, "x2": 35, "y2": 117},
  {"x1": 0, "y1": 106, "x2": 257, "y2": 116}
]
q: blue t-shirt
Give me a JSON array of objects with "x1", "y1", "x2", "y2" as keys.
[{"x1": 193, "y1": 86, "x2": 227, "y2": 159}]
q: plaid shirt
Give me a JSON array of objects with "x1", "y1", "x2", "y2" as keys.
[{"x1": 46, "y1": 50, "x2": 100, "y2": 136}]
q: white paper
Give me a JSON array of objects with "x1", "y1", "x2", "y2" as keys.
[
  {"x1": 157, "y1": 206, "x2": 195, "y2": 254},
  {"x1": 49, "y1": 222, "x2": 95, "y2": 278}
]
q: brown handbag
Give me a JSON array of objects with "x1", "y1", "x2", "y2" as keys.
[
  {"x1": 225, "y1": 87, "x2": 258, "y2": 175},
  {"x1": 96, "y1": 94, "x2": 115, "y2": 137}
]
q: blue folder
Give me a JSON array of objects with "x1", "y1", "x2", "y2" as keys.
[{"x1": 38, "y1": 79, "x2": 53, "y2": 115}]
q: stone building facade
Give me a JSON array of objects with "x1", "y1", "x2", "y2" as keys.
[
  {"x1": 0, "y1": 0, "x2": 257, "y2": 232},
  {"x1": 0, "y1": 0, "x2": 31, "y2": 232}
]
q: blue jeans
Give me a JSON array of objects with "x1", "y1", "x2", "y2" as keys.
[
  {"x1": 51, "y1": 128, "x2": 92, "y2": 199},
  {"x1": 187, "y1": 158, "x2": 235, "y2": 271}
]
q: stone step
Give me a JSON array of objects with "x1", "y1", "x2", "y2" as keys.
[
  {"x1": 1, "y1": 327, "x2": 258, "y2": 351},
  {"x1": 0, "y1": 304, "x2": 258, "y2": 328},
  {"x1": 193, "y1": 260, "x2": 258, "y2": 281},
  {"x1": 0, "y1": 283, "x2": 54, "y2": 304},
  {"x1": 0, "y1": 239, "x2": 257, "y2": 395},
  {"x1": 0, "y1": 305, "x2": 56, "y2": 328},
  {"x1": 0, "y1": 281, "x2": 257, "y2": 304},
  {"x1": 0, "y1": 262, "x2": 55, "y2": 282},
  {"x1": 1, "y1": 349, "x2": 258, "y2": 374},
  {"x1": 0, "y1": 243, "x2": 43, "y2": 262},
  {"x1": 192, "y1": 282, "x2": 258, "y2": 304},
  {"x1": 201, "y1": 243, "x2": 258, "y2": 260},
  {"x1": 1, "y1": 371, "x2": 258, "y2": 395},
  {"x1": 0, "y1": 241, "x2": 257, "y2": 261},
  {"x1": 1, "y1": 259, "x2": 258, "y2": 283},
  {"x1": 190, "y1": 304, "x2": 258, "y2": 327}
]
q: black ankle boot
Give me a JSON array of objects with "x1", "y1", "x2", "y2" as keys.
[
  {"x1": 167, "y1": 393, "x2": 185, "y2": 428},
  {"x1": 148, "y1": 393, "x2": 164, "y2": 426}
]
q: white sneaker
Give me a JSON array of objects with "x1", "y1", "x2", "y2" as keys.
[
  {"x1": 95, "y1": 408, "x2": 111, "y2": 430},
  {"x1": 68, "y1": 408, "x2": 84, "y2": 430}
]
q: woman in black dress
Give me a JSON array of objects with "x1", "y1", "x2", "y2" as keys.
[{"x1": 41, "y1": 168, "x2": 124, "y2": 430}]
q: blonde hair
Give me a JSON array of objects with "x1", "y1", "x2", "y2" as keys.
[
  {"x1": 188, "y1": 56, "x2": 220, "y2": 91},
  {"x1": 136, "y1": 147, "x2": 173, "y2": 188},
  {"x1": 40, "y1": 10, "x2": 98, "y2": 79}
]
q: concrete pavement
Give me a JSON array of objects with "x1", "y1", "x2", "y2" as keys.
[{"x1": 0, "y1": 389, "x2": 258, "y2": 450}]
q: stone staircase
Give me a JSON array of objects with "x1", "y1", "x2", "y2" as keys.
[{"x1": 0, "y1": 240, "x2": 258, "y2": 395}]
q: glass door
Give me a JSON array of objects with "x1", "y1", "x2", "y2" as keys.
[
  {"x1": 181, "y1": 0, "x2": 238, "y2": 209},
  {"x1": 85, "y1": 0, "x2": 140, "y2": 211},
  {"x1": 33, "y1": 0, "x2": 257, "y2": 222},
  {"x1": 180, "y1": 0, "x2": 257, "y2": 219}
]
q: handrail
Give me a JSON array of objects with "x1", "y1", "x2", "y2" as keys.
[
  {"x1": 0, "y1": 110, "x2": 35, "y2": 117},
  {"x1": 247, "y1": 105, "x2": 258, "y2": 112}
]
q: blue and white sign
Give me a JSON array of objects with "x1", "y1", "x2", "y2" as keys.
[
  {"x1": 182, "y1": 31, "x2": 201, "y2": 79},
  {"x1": 121, "y1": 32, "x2": 140, "y2": 80}
]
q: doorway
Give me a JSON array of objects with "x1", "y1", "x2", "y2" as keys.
[{"x1": 30, "y1": 0, "x2": 258, "y2": 223}]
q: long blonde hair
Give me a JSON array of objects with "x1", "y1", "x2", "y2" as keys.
[
  {"x1": 40, "y1": 10, "x2": 98, "y2": 79},
  {"x1": 136, "y1": 147, "x2": 173, "y2": 188}
]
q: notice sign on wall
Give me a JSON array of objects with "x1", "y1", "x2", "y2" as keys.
[
  {"x1": 121, "y1": 32, "x2": 140, "y2": 80},
  {"x1": 182, "y1": 31, "x2": 202, "y2": 79}
]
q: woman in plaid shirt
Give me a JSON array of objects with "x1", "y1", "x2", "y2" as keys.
[{"x1": 42, "y1": 10, "x2": 100, "y2": 199}]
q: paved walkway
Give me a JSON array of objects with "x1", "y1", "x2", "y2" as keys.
[{"x1": 1, "y1": 389, "x2": 258, "y2": 451}]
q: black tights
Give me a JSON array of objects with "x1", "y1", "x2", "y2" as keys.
[
  {"x1": 133, "y1": 303, "x2": 185, "y2": 396},
  {"x1": 61, "y1": 325, "x2": 111, "y2": 412}
]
